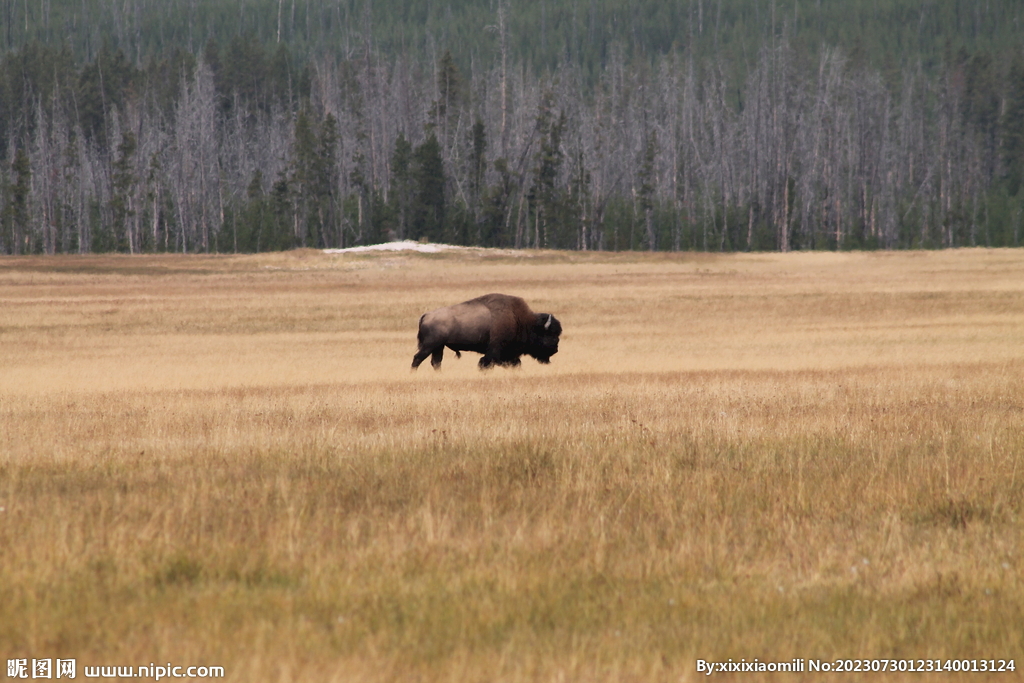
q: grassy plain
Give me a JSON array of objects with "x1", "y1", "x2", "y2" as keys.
[{"x1": 1, "y1": 247, "x2": 1023, "y2": 682}]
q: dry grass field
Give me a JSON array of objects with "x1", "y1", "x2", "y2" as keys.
[{"x1": 1, "y1": 247, "x2": 1023, "y2": 682}]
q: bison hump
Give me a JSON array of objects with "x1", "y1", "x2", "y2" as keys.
[{"x1": 467, "y1": 293, "x2": 533, "y2": 317}]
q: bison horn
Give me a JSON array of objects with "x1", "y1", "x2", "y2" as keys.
[{"x1": 543, "y1": 314, "x2": 552, "y2": 330}]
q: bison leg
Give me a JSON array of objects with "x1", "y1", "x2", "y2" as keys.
[
  {"x1": 412, "y1": 340, "x2": 442, "y2": 370},
  {"x1": 411, "y1": 347, "x2": 432, "y2": 369},
  {"x1": 479, "y1": 343, "x2": 511, "y2": 370},
  {"x1": 494, "y1": 347, "x2": 522, "y2": 367},
  {"x1": 412, "y1": 344, "x2": 446, "y2": 370}
]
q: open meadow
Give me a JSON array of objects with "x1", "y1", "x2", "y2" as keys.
[{"x1": 1, "y1": 247, "x2": 1023, "y2": 682}]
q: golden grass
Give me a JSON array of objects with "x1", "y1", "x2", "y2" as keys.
[{"x1": 1, "y1": 248, "x2": 1023, "y2": 681}]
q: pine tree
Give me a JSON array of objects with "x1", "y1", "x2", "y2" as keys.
[
  {"x1": 111, "y1": 130, "x2": 138, "y2": 252},
  {"x1": 531, "y1": 95, "x2": 565, "y2": 248},
  {"x1": 291, "y1": 108, "x2": 317, "y2": 245},
  {"x1": 965, "y1": 51, "x2": 1000, "y2": 181},
  {"x1": 5, "y1": 147, "x2": 31, "y2": 254},
  {"x1": 390, "y1": 133, "x2": 414, "y2": 240},
  {"x1": 76, "y1": 42, "x2": 136, "y2": 149},
  {"x1": 290, "y1": 111, "x2": 337, "y2": 249},
  {"x1": 432, "y1": 50, "x2": 464, "y2": 154},
  {"x1": 271, "y1": 170, "x2": 294, "y2": 249},
  {"x1": 412, "y1": 133, "x2": 445, "y2": 242},
  {"x1": 1002, "y1": 57, "x2": 1024, "y2": 197},
  {"x1": 317, "y1": 113, "x2": 340, "y2": 247},
  {"x1": 469, "y1": 120, "x2": 487, "y2": 241},
  {"x1": 638, "y1": 130, "x2": 657, "y2": 250},
  {"x1": 482, "y1": 157, "x2": 516, "y2": 247}
]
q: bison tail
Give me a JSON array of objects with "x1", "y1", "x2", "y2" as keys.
[{"x1": 417, "y1": 314, "x2": 426, "y2": 342}]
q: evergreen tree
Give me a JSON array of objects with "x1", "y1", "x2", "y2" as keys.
[
  {"x1": 1003, "y1": 57, "x2": 1024, "y2": 197},
  {"x1": 482, "y1": 157, "x2": 516, "y2": 247},
  {"x1": 965, "y1": 51, "x2": 1001, "y2": 180},
  {"x1": 76, "y1": 43, "x2": 136, "y2": 149},
  {"x1": 432, "y1": 50, "x2": 464, "y2": 150},
  {"x1": 389, "y1": 133, "x2": 414, "y2": 240},
  {"x1": 566, "y1": 143, "x2": 592, "y2": 250},
  {"x1": 530, "y1": 95, "x2": 565, "y2": 248},
  {"x1": 111, "y1": 130, "x2": 138, "y2": 252},
  {"x1": 638, "y1": 130, "x2": 658, "y2": 251},
  {"x1": 292, "y1": 108, "x2": 318, "y2": 246},
  {"x1": 223, "y1": 35, "x2": 268, "y2": 115},
  {"x1": 237, "y1": 169, "x2": 289, "y2": 252},
  {"x1": 271, "y1": 170, "x2": 294, "y2": 249},
  {"x1": 4, "y1": 147, "x2": 31, "y2": 254},
  {"x1": 317, "y1": 113, "x2": 340, "y2": 247},
  {"x1": 349, "y1": 145, "x2": 370, "y2": 245},
  {"x1": 286, "y1": 110, "x2": 340, "y2": 247},
  {"x1": 412, "y1": 133, "x2": 445, "y2": 242},
  {"x1": 469, "y1": 120, "x2": 487, "y2": 218}
]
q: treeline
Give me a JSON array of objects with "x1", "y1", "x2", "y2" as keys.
[
  {"x1": 2, "y1": 3, "x2": 1024, "y2": 254},
  {"x1": 4, "y1": 1, "x2": 1022, "y2": 84}
]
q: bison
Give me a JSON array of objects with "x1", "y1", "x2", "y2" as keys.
[{"x1": 412, "y1": 293, "x2": 562, "y2": 370}]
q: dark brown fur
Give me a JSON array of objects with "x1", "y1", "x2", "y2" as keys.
[{"x1": 412, "y1": 293, "x2": 562, "y2": 370}]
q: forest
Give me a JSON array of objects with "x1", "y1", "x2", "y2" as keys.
[{"x1": 2, "y1": 0, "x2": 1024, "y2": 254}]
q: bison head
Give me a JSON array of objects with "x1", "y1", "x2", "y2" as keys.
[{"x1": 527, "y1": 313, "x2": 562, "y2": 363}]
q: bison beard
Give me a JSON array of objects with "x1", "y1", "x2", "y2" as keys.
[{"x1": 412, "y1": 293, "x2": 562, "y2": 370}]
